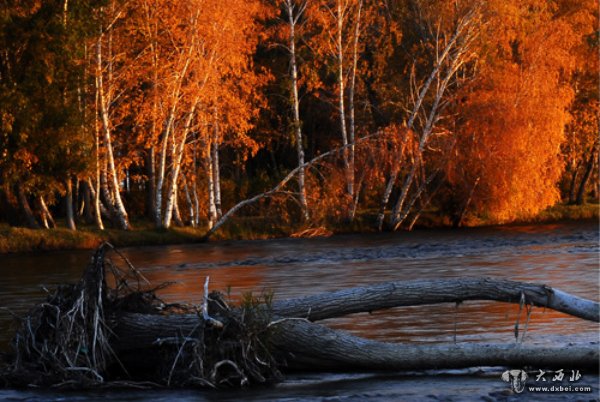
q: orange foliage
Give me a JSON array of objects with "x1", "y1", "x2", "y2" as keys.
[{"x1": 448, "y1": 0, "x2": 584, "y2": 223}]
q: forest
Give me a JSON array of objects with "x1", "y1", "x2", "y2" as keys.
[{"x1": 0, "y1": 0, "x2": 598, "y2": 239}]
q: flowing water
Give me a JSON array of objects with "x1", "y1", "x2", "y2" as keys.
[{"x1": 0, "y1": 221, "x2": 598, "y2": 400}]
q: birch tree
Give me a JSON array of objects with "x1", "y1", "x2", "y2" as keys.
[
  {"x1": 375, "y1": 4, "x2": 480, "y2": 230},
  {"x1": 94, "y1": 3, "x2": 130, "y2": 230},
  {"x1": 283, "y1": 0, "x2": 310, "y2": 220},
  {"x1": 310, "y1": 0, "x2": 365, "y2": 220}
]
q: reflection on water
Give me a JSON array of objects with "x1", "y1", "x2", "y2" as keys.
[{"x1": 0, "y1": 221, "x2": 598, "y2": 400}]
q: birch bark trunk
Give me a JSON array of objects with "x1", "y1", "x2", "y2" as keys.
[
  {"x1": 207, "y1": 140, "x2": 218, "y2": 229},
  {"x1": 336, "y1": 1, "x2": 352, "y2": 203},
  {"x1": 37, "y1": 195, "x2": 56, "y2": 229},
  {"x1": 212, "y1": 108, "x2": 222, "y2": 218},
  {"x1": 154, "y1": 39, "x2": 194, "y2": 228},
  {"x1": 65, "y1": 177, "x2": 77, "y2": 230},
  {"x1": 95, "y1": 31, "x2": 129, "y2": 230},
  {"x1": 285, "y1": 0, "x2": 309, "y2": 221},
  {"x1": 347, "y1": 0, "x2": 362, "y2": 220},
  {"x1": 163, "y1": 105, "x2": 196, "y2": 228},
  {"x1": 388, "y1": 13, "x2": 476, "y2": 230}
]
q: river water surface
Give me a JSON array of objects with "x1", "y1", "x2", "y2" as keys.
[{"x1": 1, "y1": 221, "x2": 598, "y2": 401}]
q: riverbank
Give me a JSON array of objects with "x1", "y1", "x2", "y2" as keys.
[{"x1": 0, "y1": 203, "x2": 597, "y2": 254}]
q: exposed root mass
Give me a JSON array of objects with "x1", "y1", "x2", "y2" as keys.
[{"x1": 0, "y1": 243, "x2": 281, "y2": 389}]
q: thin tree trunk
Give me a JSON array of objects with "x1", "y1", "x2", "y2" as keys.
[
  {"x1": 93, "y1": 61, "x2": 105, "y2": 230},
  {"x1": 407, "y1": 175, "x2": 444, "y2": 231},
  {"x1": 379, "y1": 13, "x2": 475, "y2": 230},
  {"x1": 99, "y1": 160, "x2": 116, "y2": 222},
  {"x1": 163, "y1": 129, "x2": 178, "y2": 228},
  {"x1": 206, "y1": 137, "x2": 217, "y2": 229},
  {"x1": 192, "y1": 135, "x2": 200, "y2": 228},
  {"x1": 172, "y1": 191, "x2": 184, "y2": 227},
  {"x1": 204, "y1": 132, "x2": 382, "y2": 239},
  {"x1": 390, "y1": 32, "x2": 471, "y2": 230},
  {"x1": 144, "y1": 0, "x2": 161, "y2": 228},
  {"x1": 65, "y1": 177, "x2": 77, "y2": 230},
  {"x1": 350, "y1": 169, "x2": 364, "y2": 221},
  {"x1": 96, "y1": 33, "x2": 129, "y2": 230},
  {"x1": 163, "y1": 104, "x2": 196, "y2": 228},
  {"x1": 347, "y1": 0, "x2": 362, "y2": 221},
  {"x1": 37, "y1": 195, "x2": 56, "y2": 229},
  {"x1": 154, "y1": 44, "x2": 194, "y2": 229},
  {"x1": 183, "y1": 177, "x2": 195, "y2": 226},
  {"x1": 192, "y1": 180, "x2": 200, "y2": 228},
  {"x1": 336, "y1": 1, "x2": 352, "y2": 203},
  {"x1": 575, "y1": 145, "x2": 597, "y2": 205},
  {"x1": 74, "y1": 179, "x2": 82, "y2": 218},
  {"x1": 212, "y1": 142, "x2": 222, "y2": 219},
  {"x1": 81, "y1": 180, "x2": 94, "y2": 223},
  {"x1": 16, "y1": 185, "x2": 39, "y2": 229},
  {"x1": 567, "y1": 161, "x2": 579, "y2": 204},
  {"x1": 87, "y1": 178, "x2": 111, "y2": 225},
  {"x1": 212, "y1": 107, "x2": 222, "y2": 218},
  {"x1": 376, "y1": 168, "x2": 398, "y2": 231},
  {"x1": 145, "y1": 147, "x2": 157, "y2": 221},
  {"x1": 453, "y1": 176, "x2": 480, "y2": 228},
  {"x1": 286, "y1": 0, "x2": 309, "y2": 221}
]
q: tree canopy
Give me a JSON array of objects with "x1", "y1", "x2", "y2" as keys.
[{"x1": 0, "y1": 0, "x2": 597, "y2": 232}]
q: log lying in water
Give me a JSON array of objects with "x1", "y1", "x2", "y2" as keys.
[
  {"x1": 269, "y1": 320, "x2": 598, "y2": 371},
  {"x1": 1, "y1": 244, "x2": 598, "y2": 389},
  {"x1": 112, "y1": 279, "x2": 599, "y2": 373},
  {"x1": 271, "y1": 277, "x2": 599, "y2": 322}
]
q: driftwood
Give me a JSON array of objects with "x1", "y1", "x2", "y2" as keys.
[{"x1": 1, "y1": 244, "x2": 598, "y2": 389}]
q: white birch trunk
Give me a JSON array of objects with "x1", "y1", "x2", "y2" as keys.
[
  {"x1": 390, "y1": 39, "x2": 471, "y2": 230},
  {"x1": 154, "y1": 47, "x2": 194, "y2": 228},
  {"x1": 212, "y1": 108, "x2": 222, "y2": 218},
  {"x1": 347, "y1": 0, "x2": 362, "y2": 220},
  {"x1": 285, "y1": 0, "x2": 309, "y2": 221},
  {"x1": 207, "y1": 143, "x2": 217, "y2": 229},
  {"x1": 37, "y1": 195, "x2": 56, "y2": 229},
  {"x1": 203, "y1": 133, "x2": 381, "y2": 239},
  {"x1": 336, "y1": 1, "x2": 352, "y2": 201},
  {"x1": 95, "y1": 31, "x2": 129, "y2": 230},
  {"x1": 192, "y1": 134, "x2": 200, "y2": 228},
  {"x1": 65, "y1": 177, "x2": 76, "y2": 230},
  {"x1": 93, "y1": 74, "x2": 105, "y2": 230},
  {"x1": 183, "y1": 177, "x2": 195, "y2": 226},
  {"x1": 163, "y1": 104, "x2": 196, "y2": 228},
  {"x1": 172, "y1": 192, "x2": 184, "y2": 227},
  {"x1": 385, "y1": 11, "x2": 477, "y2": 230}
]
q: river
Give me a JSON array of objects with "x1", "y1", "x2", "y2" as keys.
[{"x1": 0, "y1": 221, "x2": 598, "y2": 400}]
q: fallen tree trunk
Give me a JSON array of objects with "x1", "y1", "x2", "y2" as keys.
[
  {"x1": 113, "y1": 312, "x2": 599, "y2": 373},
  {"x1": 269, "y1": 320, "x2": 598, "y2": 370},
  {"x1": 271, "y1": 278, "x2": 600, "y2": 322},
  {"x1": 1, "y1": 244, "x2": 598, "y2": 389}
]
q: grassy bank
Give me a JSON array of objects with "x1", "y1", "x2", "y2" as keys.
[
  {"x1": 0, "y1": 203, "x2": 597, "y2": 254},
  {"x1": 0, "y1": 216, "x2": 292, "y2": 254},
  {"x1": 532, "y1": 203, "x2": 599, "y2": 223}
]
